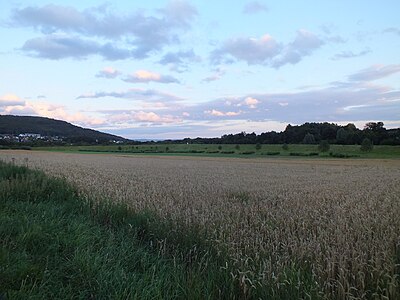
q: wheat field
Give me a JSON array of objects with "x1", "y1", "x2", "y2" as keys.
[{"x1": 1, "y1": 150, "x2": 399, "y2": 299}]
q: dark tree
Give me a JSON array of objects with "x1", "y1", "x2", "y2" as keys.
[
  {"x1": 303, "y1": 133, "x2": 316, "y2": 144},
  {"x1": 336, "y1": 128, "x2": 348, "y2": 144}
]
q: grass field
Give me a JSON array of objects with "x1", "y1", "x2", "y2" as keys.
[
  {"x1": 33, "y1": 143, "x2": 400, "y2": 159},
  {"x1": 1, "y1": 150, "x2": 400, "y2": 299}
]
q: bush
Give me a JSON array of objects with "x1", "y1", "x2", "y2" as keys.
[
  {"x1": 329, "y1": 152, "x2": 360, "y2": 158},
  {"x1": 240, "y1": 151, "x2": 255, "y2": 155},
  {"x1": 289, "y1": 152, "x2": 308, "y2": 156},
  {"x1": 255, "y1": 143, "x2": 262, "y2": 150},
  {"x1": 318, "y1": 140, "x2": 330, "y2": 152},
  {"x1": 282, "y1": 143, "x2": 289, "y2": 150},
  {"x1": 220, "y1": 151, "x2": 235, "y2": 154},
  {"x1": 290, "y1": 152, "x2": 319, "y2": 157},
  {"x1": 261, "y1": 152, "x2": 280, "y2": 156},
  {"x1": 360, "y1": 138, "x2": 373, "y2": 152}
]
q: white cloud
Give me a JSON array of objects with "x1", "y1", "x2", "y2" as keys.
[{"x1": 204, "y1": 109, "x2": 241, "y2": 117}]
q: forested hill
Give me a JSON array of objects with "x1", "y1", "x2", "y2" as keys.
[{"x1": 0, "y1": 115, "x2": 127, "y2": 143}]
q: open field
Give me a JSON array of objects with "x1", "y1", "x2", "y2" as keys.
[
  {"x1": 32, "y1": 144, "x2": 400, "y2": 159},
  {"x1": 1, "y1": 150, "x2": 400, "y2": 299}
]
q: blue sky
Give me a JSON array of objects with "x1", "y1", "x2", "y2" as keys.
[{"x1": 1, "y1": 0, "x2": 399, "y2": 139}]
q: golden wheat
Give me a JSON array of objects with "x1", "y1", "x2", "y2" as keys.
[{"x1": 2, "y1": 150, "x2": 399, "y2": 299}]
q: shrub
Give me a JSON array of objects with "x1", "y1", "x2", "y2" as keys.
[
  {"x1": 282, "y1": 143, "x2": 289, "y2": 150},
  {"x1": 261, "y1": 152, "x2": 280, "y2": 156},
  {"x1": 240, "y1": 151, "x2": 255, "y2": 155},
  {"x1": 318, "y1": 140, "x2": 330, "y2": 152},
  {"x1": 360, "y1": 138, "x2": 373, "y2": 152},
  {"x1": 255, "y1": 143, "x2": 262, "y2": 150},
  {"x1": 329, "y1": 152, "x2": 360, "y2": 158}
]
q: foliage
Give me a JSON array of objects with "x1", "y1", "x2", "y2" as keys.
[
  {"x1": 360, "y1": 138, "x2": 373, "y2": 152},
  {"x1": 255, "y1": 143, "x2": 262, "y2": 150},
  {"x1": 318, "y1": 140, "x2": 330, "y2": 152},
  {"x1": 302, "y1": 133, "x2": 316, "y2": 144},
  {"x1": 282, "y1": 143, "x2": 289, "y2": 150}
]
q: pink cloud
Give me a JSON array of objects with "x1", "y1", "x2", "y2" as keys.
[
  {"x1": 0, "y1": 94, "x2": 25, "y2": 106},
  {"x1": 0, "y1": 96, "x2": 104, "y2": 127},
  {"x1": 123, "y1": 70, "x2": 179, "y2": 84},
  {"x1": 133, "y1": 111, "x2": 179, "y2": 123},
  {"x1": 244, "y1": 97, "x2": 260, "y2": 108},
  {"x1": 108, "y1": 111, "x2": 182, "y2": 124}
]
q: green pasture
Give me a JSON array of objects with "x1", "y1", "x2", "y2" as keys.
[{"x1": 32, "y1": 143, "x2": 400, "y2": 159}]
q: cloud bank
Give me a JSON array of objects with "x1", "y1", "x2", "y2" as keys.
[
  {"x1": 211, "y1": 30, "x2": 324, "y2": 67},
  {"x1": 13, "y1": 1, "x2": 198, "y2": 59}
]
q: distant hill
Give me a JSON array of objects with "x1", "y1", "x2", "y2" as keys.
[{"x1": 0, "y1": 115, "x2": 128, "y2": 142}]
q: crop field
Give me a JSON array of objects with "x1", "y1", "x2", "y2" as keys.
[{"x1": 1, "y1": 150, "x2": 400, "y2": 299}]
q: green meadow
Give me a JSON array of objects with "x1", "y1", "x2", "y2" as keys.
[{"x1": 33, "y1": 143, "x2": 400, "y2": 159}]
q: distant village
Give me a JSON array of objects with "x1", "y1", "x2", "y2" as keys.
[
  {"x1": 0, "y1": 133, "x2": 123, "y2": 144},
  {"x1": 0, "y1": 133, "x2": 64, "y2": 143}
]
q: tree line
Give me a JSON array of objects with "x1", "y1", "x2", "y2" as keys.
[{"x1": 165, "y1": 122, "x2": 400, "y2": 145}]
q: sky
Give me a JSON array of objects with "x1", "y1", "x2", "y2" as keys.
[{"x1": 0, "y1": 0, "x2": 399, "y2": 139}]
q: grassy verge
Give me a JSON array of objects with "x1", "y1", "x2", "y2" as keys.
[
  {"x1": 0, "y1": 161, "x2": 324, "y2": 299},
  {"x1": 0, "y1": 161, "x2": 240, "y2": 299}
]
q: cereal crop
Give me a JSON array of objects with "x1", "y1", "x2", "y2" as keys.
[{"x1": 2, "y1": 150, "x2": 400, "y2": 299}]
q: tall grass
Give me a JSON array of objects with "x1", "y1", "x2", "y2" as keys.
[{"x1": 0, "y1": 161, "x2": 246, "y2": 299}]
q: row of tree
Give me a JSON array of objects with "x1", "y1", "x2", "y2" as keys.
[{"x1": 168, "y1": 122, "x2": 400, "y2": 145}]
